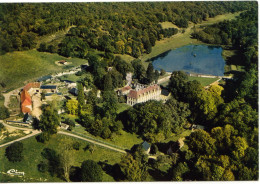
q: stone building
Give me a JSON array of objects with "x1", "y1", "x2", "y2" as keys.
[{"x1": 127, "y1": 84, "x2": 161, "y2": 106}]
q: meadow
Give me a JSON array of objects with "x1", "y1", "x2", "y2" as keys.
[
  {"x1": 0, "y1": 134, "x2": 122, "y2": 182},
  {"x1": 0, "y1": 50, "x2": 87, "y2": 92}
]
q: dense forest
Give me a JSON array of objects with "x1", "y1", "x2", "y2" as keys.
[
  {"x1": 0, "y1": 2, "x2": 258, "y2": 182},
  {"x1": 0, "y1": 2, "x2": 254, "y2": 56}
]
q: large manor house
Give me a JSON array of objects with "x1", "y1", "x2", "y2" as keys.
[{"x1": 118, "y1": 83, "x2": 170, "y2": 106}]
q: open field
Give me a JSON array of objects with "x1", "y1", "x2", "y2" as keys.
[
  {"x1": 0, "y1": 50, "x2": 87, "y2": 92},
  {"x1": 71, "y1": 125, "x2": 143, "y2": 150},
  {"x1": 0, "y1": 133, "x2": 121, "y2": 182},
  {"x1": 36, "y1": 26, "x2": 76, "y2": 48},
  {"x1": 160, "y1": 75, "x2": 219, "y2": 87},
  {"x1": 159, "y1": 21, "x2": 179, "y2": 29},
  {"x1": 187, "y1": 76, "x2": 219, "y2": 86},
  {"x1": 117, "y1": 103, "x2": 131, "y2": 114}
]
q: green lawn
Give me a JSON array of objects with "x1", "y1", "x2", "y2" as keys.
[
  {"x1": 159, "y1": 21, "x2": 179, "y2": 29},
  {"x1": 0, "y1": 133, "x2": 122, "y2": 182},
  {"x1": 162, "y1": 129, "x2": 192, "y2": 143},
  {"x1": 187, "y1": 76, "x2": 219, "y2": 86},
  {"x1": 0, "y1": 50, "x2": 87, "y2": 92},
  {"x1": 71, "y1": 124, "x2": 143, "y2": 150},
  {"x1": 117, "y1": 103, "x2": 131, "y2": 114},
  {"x1": 58, "y1": 73, "x2": 86, "y2": 83},
  {"x1": 161, "y1": 76, "x2": 218, "y2": 87}
]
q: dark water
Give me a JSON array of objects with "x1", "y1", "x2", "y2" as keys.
[{"x1": 152, "y1": 45, "x2": 226, "y2": 76}]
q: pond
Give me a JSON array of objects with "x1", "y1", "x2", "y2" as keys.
[{"x1": 152, "y1": 45, "x2": 226, "y2": 76}]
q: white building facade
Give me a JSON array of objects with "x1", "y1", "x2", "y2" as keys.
[{"x1": 127, "y1": 84, "x2": 161, "y2": 106}]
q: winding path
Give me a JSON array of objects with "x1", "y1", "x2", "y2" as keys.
[
  {"x1": 58, "y1": 131, "x2": 126, "y2": 154},
  {"x1": 0, "y1": 121, "x2": 126, "y2": 154}
]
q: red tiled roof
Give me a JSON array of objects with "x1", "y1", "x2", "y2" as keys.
[
  {"x1": 59, "y1": 60, "x2": 67, "y2": 63},
  {"x1": 23, "y1": 82, "x2": 40, "y2": 91},
  {"x1": 128, "y1": 84, "x2": 160, "y2": 99},
  {"x1": 22, "y1": 99, "x2": 31, "y2": 106},
  {"x1": 21, "y1": 90, "x2": 32, "y2": 113},
  {"x1": 121, "y1": 86, "x2": 132, "y2": 92},
  {"x1": 21, "y1": 90, "x2": 31, "y2": 104},
  {"x1": 21, "y1": 106, "x2": 31, "y2": 114}
]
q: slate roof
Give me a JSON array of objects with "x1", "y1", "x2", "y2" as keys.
[
  {"x1": 142, "y1": 141, "x2": 150, "y2": 151},
  {"x1": 161, "y1": 89, "x2": 170, "y2": 96},
  {"x1": 40, "y1": 85, "x2": 57, "y2": 89},
  {"x1": 45, "y1": 92, "x2": 62, "y2": 96},
  {"x1": 60, "y1": 79, "x2": 75, "y2": 83},
  {"x1": 23, "y1": 113, "x2": 33, "y2": 122},
  {"x1": 128, "y1": 84, "x2": 160, "y2": 99},
  {"x1": 38, "y1": 75, "x2": 52, "y2": 82},
  {"x1": 69, "y1": 88, "x2": 78, "y2": 96}
]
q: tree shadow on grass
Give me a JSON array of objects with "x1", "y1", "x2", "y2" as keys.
[
  {"x1": 98, "y1": 161, "x2": 124, "y2": 181},
  {"x1": 69, "y1": 166, "x2": 81, "y2": 182},
  {"x1": 148, "y1": 168, "x2": 171, "y2": 181},
  {"x1": 40, "y1": 148, "x2": 63, "y2": 179}
]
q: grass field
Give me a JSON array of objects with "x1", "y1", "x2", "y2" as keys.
[
  {"x1": 117, "y1": 103, "x2": 131, "y2": 114},
  {"x1": 159, "y1": 21, "x2": 179, "y2": 29},
  {"x1": 71, "y1": 124, "x2": 143, "y2": 150},
  {"x1": 0, "y1": 50, "x2": 87, "y2": 92},
  {"x1": 187, "y1": 76, "x2": 219, "y2": 86},
  {"x1": 58, "y1": 73, "x2": 86, "y2": 83},
  {"x1": 161, "y1": 76, "x2": 218, "y2": 87},
  {"x1": 0, "y1": 134, "x2": 122, "y2": 182}
]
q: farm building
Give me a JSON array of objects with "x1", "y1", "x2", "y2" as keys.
[
  {"x1": 141, "y1": 141, "x2": 151, "y2": 154},
  {"x1": 23, "y1": 82, "x2": 41, "y2": 95},
  {"x1": 160, "y1": 89, "x2": 171, "y2": 103},
  {"x1": 58, "y1": 60, "x2": 67, "y2": 65},
  {"x1": 20, "y1": 90, "x2": 32, "y2": 114},
  {"x1": 40, "y1": 85, "x2": 57, "y2": 93},
  {"x1": 37, "y1": 75, "x2": 52, "y2": 82}
]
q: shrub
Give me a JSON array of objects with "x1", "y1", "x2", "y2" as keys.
[
  {"x1": 0, "y1": 106, "x2": 10, "y2": 120},
  {"x1": 0, "y1": 122, "x2": 4, "y2": 132},
  {"x1": 5, "y1": 142, "x2": 23, "y2": 162},
  {"x1": 38, "y1": 161, "x2": 48, "y2": 173}
]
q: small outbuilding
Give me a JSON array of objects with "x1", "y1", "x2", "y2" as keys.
[
  {"x1": 40, "y1": 85, "x2": 57, "y2": 93},
  {"x1": 58, "y1": 60, "x2": 67, "y2": 65},
  {"x1": 69, "y1": 88, "x2": 78, "y2": 96},
  {"x1": 141, "y1": 141, "x2": 151, "y2": 154},
  {"x1": 37, "y1": 75, "x2": 52, "y2": 82},
  {"x1": 23, "y1": 113, "x2": 33, "y2": 124}
]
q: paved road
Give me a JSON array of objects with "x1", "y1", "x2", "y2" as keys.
[{"x1": 0, "y1": 121, "x2": 126, "y2": 154}]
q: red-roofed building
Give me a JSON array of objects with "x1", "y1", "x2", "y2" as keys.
[
  {"x1": 23, "y1": 82, "x2": 40, "y2": 95},
  {"x1": 127, "y1": 84, "x2": 161, "y2": 106},
  {"x1": 117, "y1": 86, "x2": 132, "y2": 96},
  {"x1": 21, "y1": 90, "x2": 32, "y2": 114}
]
